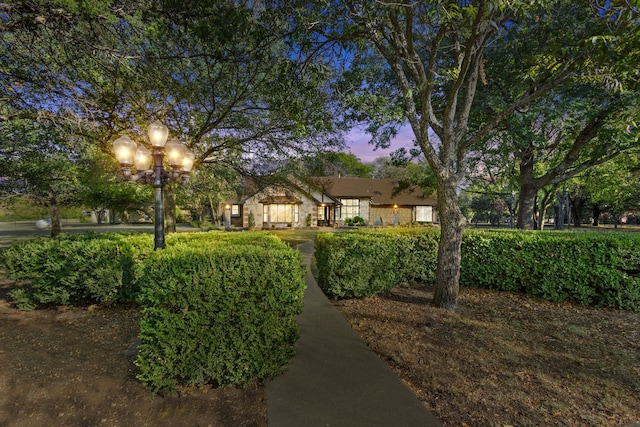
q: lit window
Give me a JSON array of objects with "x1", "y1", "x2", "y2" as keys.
[
  {"x1": 415, "y1": 206, "x2": 433, "y2": 222},
  {"x1": 341, "y1": 199, "x2": 360, "y2": 219},
  {"x1": 265, "y1": 204, "x2": 299, "y2": 223},
  {"x1": 231, "y1": 204, "x2": 240, "y2": 217}
]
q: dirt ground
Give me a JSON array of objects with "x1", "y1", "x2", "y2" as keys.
[
  {"x1": 0, "y1": 278, "x2": 266, "y2": 427},
  {"x1": 334, "y1": 284, "x2": 640, "y2": 427}
]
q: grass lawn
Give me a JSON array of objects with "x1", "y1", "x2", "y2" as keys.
[{"x1": 267, "y1": 228, "x2": 324, "y2": 246}]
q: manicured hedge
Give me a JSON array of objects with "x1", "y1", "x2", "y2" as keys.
[
  {"x1": 135, "y1": 234, "x2": 305, "y2": 392},
  {"x1": 461, "y1": 230, "x2": 640, "y2": 311},
  {"x1": 315, "y1": 232, "x2": 398, "y2": 298},
  {"x1": 0, "y1": 231, "x2": 290, "y2": 310},
  {"x1": 315, "y1": 228, "x2": 640, "y2": 311},
  {"x1": 315, "y1": 227, "x2": 439, "y2": 298},
  {"x1": 1, "y1": 233, "x2": 143, "y2": 309},
  {"x1": 363, "y1": 228, "x2": 439, "y2": 286},
  {"x1": 165, "y1": 229, "x2": 286, "y2": 248},
  {"x1": 2, "y1": 230, "x2": 307, "y2": 392}
]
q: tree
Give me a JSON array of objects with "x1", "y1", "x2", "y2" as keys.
[
  {"x1": 2, "y1": 1, "x2": 346, "y2": 232},
  {"x1": 306, "y1": 1, "x2": 597, "y2": 309},
  {"x1": 175, "y1": 163, "x2": 240, "y2": 224},
  {"x1": 78, "y1": 147, "x2": 153, "y2": 224},
  {"x1": 0, "y1": 120, "x2": 82, "y2": 236},
  {"x1": 299, "y1": 151, "x2": 373, "y2": 177},
  {"x1": 577, "y1": 152, "x2": 640, "y2": 227},
  {"x1": 469, "y1": 2, "x2": 640, "y2": 229},
  {"x1": 125, "y1": 2, "x2": 346, "y2": 230},
  {"x1": 296, "y1": 0, "x2": 640, "y2": 309},
  {"x1": 512, "y1": 88, "x2": 638, "y2": 229}
]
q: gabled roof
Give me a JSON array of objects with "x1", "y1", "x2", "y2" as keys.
[
  {"x1": 310, "y1": 177, "x2": 437, "y2": 206},
  {"x1": 226, "y1": 176, "x2": 437, "y2": 207}
]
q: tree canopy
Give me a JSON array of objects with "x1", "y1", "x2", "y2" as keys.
[
  {"x1": 1, "y1": 0, "x2": 347, "y2": 222},
  {"x1": 0, "y1": 119, "x2": 83, "y2": 236},
  {"x1": 296, "y1": 0, "x2": 640, "y2": 309}
]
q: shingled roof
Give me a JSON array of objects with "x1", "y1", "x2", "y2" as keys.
[{"x1": 310, "y1": 177, "x2": 437, "y2": 206}]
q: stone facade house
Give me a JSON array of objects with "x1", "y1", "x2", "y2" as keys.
[{"x1": 224, "y1": 177, "x2": 437, "y2": 229}]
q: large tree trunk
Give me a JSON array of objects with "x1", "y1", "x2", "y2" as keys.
[
  {"x1": 592, "y1": 204, "x2": 601, "y2": 226},
  {"x1": 48, "y1": 193, "x2": 61, "y2": 238},
  {"x1": 164, "y1": 186, "x2": 177, "y2": 233},
  {"x1": 433, "y1": 175, "x2": 466, "y2": 310},
  {"x1": 556, "y1": 191, "x2": 565, "y2": 230},
  {"x1": 517, "y1": 185, "x2": 538, "y2": 229},
  {"x1": 570, "y1": 196, "x2": 585, "y2": 227},
  {"x1": 516, "y1": 147, "x2": 538, "y2": 229}
]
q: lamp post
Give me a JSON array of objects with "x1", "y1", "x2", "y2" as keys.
[{"x1": 112, "y1": 120, "x2": 194, "y2": 250}]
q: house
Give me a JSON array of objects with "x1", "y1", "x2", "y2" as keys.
[{"x1": 224, "y1": 177, "x2": 437, "y2": 229}]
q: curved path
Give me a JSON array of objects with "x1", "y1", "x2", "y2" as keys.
[{"x1": 266, "y1": 241, "x2": 441, "y2": 427}]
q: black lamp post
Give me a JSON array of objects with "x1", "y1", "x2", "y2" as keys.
[{"x1": 112, "y1": 121, "x2": 194, "y2": 250}]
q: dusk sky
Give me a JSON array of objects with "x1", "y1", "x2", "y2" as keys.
[{"x1": 344, "y1": 124, "x2": 416, "y2": 163}]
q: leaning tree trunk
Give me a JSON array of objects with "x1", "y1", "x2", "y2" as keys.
[
  {"x1": 537, "y1": 186, "x2": 556, "y2": 231},
  {"x1": 208, "y1": 195, "x2": 218, "y2": 224},
  {"x1": 164, "y1": 185, "x2": 177, "y2": 233},
  {"x1": 433, "y1": 175, "x2": 466, "y2": 310}
]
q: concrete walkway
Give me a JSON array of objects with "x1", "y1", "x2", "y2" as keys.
[{"x1": 266, "y1": 241, "x2": 441, "y2": 427}]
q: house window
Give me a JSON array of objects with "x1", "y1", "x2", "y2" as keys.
[
  {"x1": 340, "y1": 199, "x2": 360, "y2": 219},
  {"x1": 264, "y1": 204, "x2": 299, "y2": 223},
  {"x1": 231, "y1": 204, "x2": 240, "y2": 217},
  {"x1": 415, "y1": 206, "x2": 433, "y2": 222}
]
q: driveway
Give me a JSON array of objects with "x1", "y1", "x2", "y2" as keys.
[{"x1": 0, "y1": 222, "x2": 197, "y2": 249}]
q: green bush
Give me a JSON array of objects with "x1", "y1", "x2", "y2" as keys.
[
  {"x1": 2, "y1": 230, "x2": 307, "y2": 392},
  {"x1": 316, "y1": 228, "x2": 439, "y2": 298},
  {"x1": 366, "y1": 228, "x2": 439, "y2": 286},
  {"x1": 316, "y1": 228, "x2": 640, "y2": 311},
  {"x1": 2, "y1": 233, "x2": 141, "y2": 309},
  {"x1": 135, "y1": 233, "x2": 305, "y2": 393},
  {"x1": 166, "y1": 230, "x2": 284, "y2": 248},
  {"x1": 461, "y1": 231, "x2": 640, "y2": 311},
  {"x1": 344, "y1": 216, "x2": 366, "y2": 227},
  {"x1": 315, "y1": 231, "x2": 400, "y2": 298}
]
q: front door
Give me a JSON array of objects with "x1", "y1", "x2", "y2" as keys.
[{"x1": 318, "y1": 205, "x2": 333, "y2": 226}]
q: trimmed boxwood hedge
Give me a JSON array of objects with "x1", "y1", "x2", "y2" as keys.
[
  {"x1": 460, "y1": 230, "x2": 640, "y2": 311},
  {"x1": 1, "y1": 233, "x2": 144, "y2": 309},
  {"x1": 315, "y1": 228, "x2": 640, "y2": 311},
  {"x1": 315, "y1": 227, "x2": 439, "y2": 298},
  {"x1": 1, "y1": 230, "x2": 307, "y2": 393},
  {"x1": 315, "y1": 232, "x2": 399, "y2": 298},
  {"x1": 135, "y1": 234, "x2": 305, "y2": 392}
]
